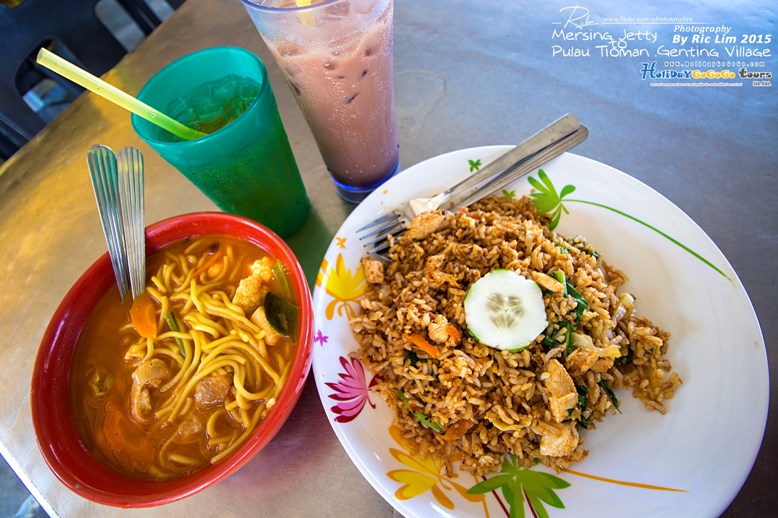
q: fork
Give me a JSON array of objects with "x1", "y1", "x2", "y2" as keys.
[
  {"x1": 117, "y1": 146, "x2": 146, "y2": 300},
  {"x1": 87, "y1": 144, "x2": 130, "y2": 300},
  {"x1": 357, "y1": 114, "x2": 588, "y2": 254}
]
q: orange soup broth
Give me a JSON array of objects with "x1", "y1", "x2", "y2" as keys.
[{"x1": 70, "y1": 236, "x2": 296, "y2": 480}]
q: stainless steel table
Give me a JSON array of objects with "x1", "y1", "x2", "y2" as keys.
[{"x1": 1, "y1": 0, "x2": 774, "y2": 516}]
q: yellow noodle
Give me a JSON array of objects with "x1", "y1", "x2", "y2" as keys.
[
  {"x1": 196, "y1": 280, "x2": 228, "y2": 296},
  {"x1": 211, "y1": 403, "x2": 266, "y2": 463},
  {"x1": 180, "y1": 244, "x2": 223, "y2": 288},
  {"x1": 154, "y1": 346, "x2": 184, "y2": 365},
  {"x1": 228, "y1": 251, "x2": 243, "y2": 283},
  {"x1": 158, "y1": 333, "x2": 193, "y2": 392},
  {"x1": 118, "y1": 321, "x2": 135, "y2": 333},
  {"x1": 147, "y1": 465, "x2": 171, "y2": 479},
  {"x1": 152, "y1": 275, "x2": 166, "y2": 293},
  {"x1": 200, "y1": 256, "x2": 230, "y2": 285},
  {"x1": 178, "y1": 395, "x2": 194, "y2": 418},
  {"x1": 124, "y1": 339, "x2": 146, "y2": 361},
  {"x1": 201, "y1": 354, "x2": 247, "y2": 372},
  {"x1": 273, "y1": 350, "x2": 284, "y2": 372},
  {"x1": 208, "y1": 438, "x2": 230, "y2": 451},
  {"x1": 169, "y1": 290, "x2": 195, "y2": 315},
  {"x1": 203, "y1": 295, "x2": 267, "y2": 354},
  {"x1": 229, "y1": 318, "x2": 264, "y2": 349},
  {"x1": 176, "y1": 250, "x2": 192, "y2": 272},
  {"x1": 205, "y1": 408, "x2": 226, "y2": 436},
  {"x1": 168, "y1": 453, "x2": 199, "y2": 466},
  {"x1": 158, "y1": 431, "x2": 180, "y2": 469},
  {"x1": 180, "y1": 295, "x2": 195, "y2": 315},
  {"x1": 224, "y1": 319, "x2": 265, "y2": 357},
  {"x1": 157, "y1": 293, "x2": 170, "y2": 330},
  {"x1": 157, "y1": 262, "x2": 178, "y2": 294},
  {"x1": 183, "y1": 312, "x2": 229, "y2": 338},
  {"x1": 226, "y1": 406, "x2": 242, "y2": 427},
  {"x1": 178, "y1": 269, "x2": 196, "y2": 290},
  {"x1": 189, "y1": 279, "x2": 206, "y2": 315},
  {"x1": 157, "y1": 331, "x2": 193, "y2": 343},
  {"x1": 142, "y1": 337, "x2": 155, "y2": 362},
  {"x1": 151, "y1": 273, "x2": 166, "y2": 293},
  {"x1": 278, "y1": 358, "x2": 294, "y2": 389},
  {"x1": 200, "y1": 334, "x2": 242, "y2": 352},
  {"x1": 234, "y1": 370, "x2": 277, "y2": 402},
  {"x1": 232, "y1": 368, "x2": 251, "y2": 408},
  {"x1": 186, "y1": 321, "x2": 226, "y2": 339},
  {"x1": 254, "y1": 385, "x2": 276, "y2": 403},
  {"x1": 201, "y1": 339, "x2": 275, "y2": 381},
  {"x1": 203, "y1": 300, "x2": 257, "y2": 331},
  {"x1": 229, "y1": 323, "x2": 268, "y2": 360},
  {"x1": 256, "y1": 336, "x2": 269, "y2": 361},
  {"x1": 158, "y1": 329, "x2": 203, "y2": 405},
  {"x1": 183, "y1": 239, "x2": 207, "y2": 255},
  {"x1": 224, "y1": 342, "x2": 277, "y2": 388},
  {"x1": 147, "y1": 284, "x2": 164, "y2": 300},
  {"x1": 162, "y1": 262, "x2": 177, "y2": 287}
]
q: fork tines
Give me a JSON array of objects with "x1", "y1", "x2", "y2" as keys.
[{"x1": 356, "y1": 209, "x2": 408, "y2": 252}]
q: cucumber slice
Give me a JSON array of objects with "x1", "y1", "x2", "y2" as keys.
[{"x1": 463, "y1": 269, "x2": 547, "y2": 351}]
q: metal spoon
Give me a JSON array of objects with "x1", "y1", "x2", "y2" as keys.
[
  {"x1": 86, "y1": 145, "x2": 130, "y2": 300},
  {"x1": 117, "y1": 147, "x2": 146, "y2": 300}
]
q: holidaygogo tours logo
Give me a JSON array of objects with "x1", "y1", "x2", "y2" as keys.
[{"x1": 640, "y1": 61, "x2": 735, "y2": 80}]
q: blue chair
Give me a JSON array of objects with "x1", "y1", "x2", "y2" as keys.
[
  {"x1": 0, "y1": 0, "x2": 184, "y2": 158},
  {"x1": 114, "y1": 1, "x2": 188, "y2": 34}
]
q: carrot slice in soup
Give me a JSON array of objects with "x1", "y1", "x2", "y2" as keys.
[
  {"x1": 100, "y1": 400, "x2": 155, "y2": 470},
  {"x1": 130, "y1": 291, "x2": 157, "y2": 339}
]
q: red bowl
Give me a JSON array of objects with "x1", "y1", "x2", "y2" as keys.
[{"x1": 30, "y1": 212, "x2": 314, "y2": 507}]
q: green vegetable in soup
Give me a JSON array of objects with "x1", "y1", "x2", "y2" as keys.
[{"x1": 264, "y1": 292, "x2": 299, "y2": 342}]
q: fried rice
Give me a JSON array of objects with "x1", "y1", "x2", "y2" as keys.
[{"x1": 349, "y1": 195, "x2": 682, "y2": 476}]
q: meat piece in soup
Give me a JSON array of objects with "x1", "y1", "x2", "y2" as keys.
[{"x1": 195, "y1": 375, "x2": 232, "y2": 409}]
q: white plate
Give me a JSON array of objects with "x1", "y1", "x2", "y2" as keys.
[{"x1": 311, "y1": 148, "x2": 768, "y2": 518}]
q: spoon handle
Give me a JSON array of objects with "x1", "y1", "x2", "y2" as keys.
[
  {"x1": 117, "y1": 147, "x2": 146, "y2": 300},
  {"x1": 86, "y1": 145, "x2": 130, "y2": 301}
]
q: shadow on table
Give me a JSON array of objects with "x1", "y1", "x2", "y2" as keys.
[{"x1": 284, "y1": 205, "x2": 336, "y2": 290}]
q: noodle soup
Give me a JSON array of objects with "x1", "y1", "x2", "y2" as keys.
[{"x1": 71, "y1": 236, "x2": 298, "y2": 480}]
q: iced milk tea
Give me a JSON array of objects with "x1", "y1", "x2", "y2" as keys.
[{"x1": 245, "y1": 0, "x2": 399, "y2": 201}]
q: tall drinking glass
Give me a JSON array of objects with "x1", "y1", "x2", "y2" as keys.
[
  {"x1": 242, "y1": 0, "x2": 400, "y2": 203},
  {"x1": 132, "y1": 47, "x2": 310, "y2": 238}
]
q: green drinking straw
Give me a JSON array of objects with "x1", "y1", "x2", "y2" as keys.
[{"x1": 36, "y1": 48, "x2": 207, "y2": 141}]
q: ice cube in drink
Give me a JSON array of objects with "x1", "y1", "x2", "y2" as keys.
[{"x1": 162, "y1": 74, "x2": 262, "y2": 141}]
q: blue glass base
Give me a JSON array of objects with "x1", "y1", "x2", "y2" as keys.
[{"x1": 332, "y1": 161, "x2": 401, "y2": 204}]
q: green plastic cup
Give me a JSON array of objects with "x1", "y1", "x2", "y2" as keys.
[{"x1": 132, "y1": 47, "x2": 310, "y2": 238}]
